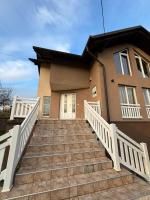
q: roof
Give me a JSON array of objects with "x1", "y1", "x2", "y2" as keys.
[{"x1": 30, "y1": 26, "x2": 150, "y2": 66}]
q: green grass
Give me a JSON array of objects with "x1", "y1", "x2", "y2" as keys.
[{"x1": 0, "y1": 111, "x2": 10, "y2": 119}]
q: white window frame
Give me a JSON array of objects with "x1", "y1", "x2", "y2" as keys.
[
  {"x1": 119, "y1": 50, "x2": 132, "y2": 75},
  {"x1": 119, "y1": 86, "x2": 138, "y2": 105},
  {"x1": 135, "y1": 54, "x2": 150, "y2": 78},
  {"x1": 114, "y1": 49, "x2": 132, "y2": 75}
]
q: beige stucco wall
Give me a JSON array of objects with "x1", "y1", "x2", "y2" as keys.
[
  {"x1": 98, "y1": 43, "x2": 150, "y2": 121},
  {"x1": 37, "y1": 63, "x2": 51, "y2": 118},
  {"x1": 50, "y1": 63, "x2": 89, "y2": 91}
]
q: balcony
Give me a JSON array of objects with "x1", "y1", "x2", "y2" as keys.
[
  {"x1": 121, "y1": 104, "x2": 142, "y2": 119},
  {"x1": 146, "y1": 106, "x2": 150, "y2": 118}
]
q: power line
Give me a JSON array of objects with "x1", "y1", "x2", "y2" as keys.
[{"x1": 100, "y1": 0, "x2": 106, "y2": 34}]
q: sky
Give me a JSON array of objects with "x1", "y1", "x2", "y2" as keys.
[{"x1": 0, "y1": 0, "x2": 150, "y2": 98}]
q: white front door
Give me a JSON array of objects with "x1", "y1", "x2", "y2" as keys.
[{"x1": 60, "y1": 93, "x2": 76, "y2": 119}]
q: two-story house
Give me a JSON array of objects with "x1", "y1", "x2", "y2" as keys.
[{"x1": 30, "y1": 26, "x2": 150, "y2": 150}]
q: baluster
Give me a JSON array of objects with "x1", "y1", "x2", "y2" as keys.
[{"x1": 141, "y1": 143, "x2": 150, "y2": 182}]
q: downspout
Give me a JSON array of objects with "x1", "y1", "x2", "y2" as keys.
[{"x1": 86, "y1": 47, "x2": 110, "y2": 122}]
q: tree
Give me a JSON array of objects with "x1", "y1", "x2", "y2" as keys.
[{"x1": 0, "y1": 82, "x2": 13, "y2": 111}]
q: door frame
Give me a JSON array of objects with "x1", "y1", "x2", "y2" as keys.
[{"x1": 60, "y1": 93, "x2": 76, "y2": 119}]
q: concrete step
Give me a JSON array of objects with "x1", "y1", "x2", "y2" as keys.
[
  {"x1": 29, "y1": 134, "x2": 96, "y2": 145},
  {"x1": 26, "y1": 141, "x2": 103, "y2": 156},
  {"x1": 33, "y1": 129, "x2": 92, "y2": 136},
  {"x1": 37, "y1": 119, "x2": 87, "y2": 125},
  {"x1": 74, "y1": 179, "x2": 150, "y2": 200},
  {"x1": 21, "y1": 150, "x2": 106, "y2": 168},
  {"x1": 15, "y1": 158, "x2": 113, "y2": 186},
  {"x1": 0, "y1": 169, "x2": 134, "y2": 200}
]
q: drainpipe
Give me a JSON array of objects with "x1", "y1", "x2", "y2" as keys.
[{"x1": 86, "y1": 47, "x2": 110, "y2": 122}]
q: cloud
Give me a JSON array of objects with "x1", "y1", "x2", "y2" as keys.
[
  {"x1": 35, "y1": 0, "x2": 91, "y2": 30},
  {"x1": 0, "y1": 60, "x2": 36, "y2": 81}
]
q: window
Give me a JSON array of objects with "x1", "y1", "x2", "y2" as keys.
[
  {"x1": 119, "y1": 86, "x2": 137, "y2": 105},
  {"x1": 143, "y1": 89, "x2": 150, "y2": 105},
  {"x1": 135, "y1": 54, "x2": 150, "y2": 78},
  {"x1": 114, "y1": 49, "x2": 131, "y2": 75},
  {"x1": 43, "y1": 96, "x2": 50, "y2": 116},
  {"x1": 92, "y1": 86, "x2": 97, "y2": 97}
]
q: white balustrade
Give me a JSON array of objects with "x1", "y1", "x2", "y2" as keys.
[
  {"x1": 121, "y1": 104, "x2": 142, "y2": 118},
  {"x1": 10, "y1": 96, "x2": 37, "y2": 120},
  {"x1": 84, "y1": 100, "x2": 150, "y2": 182},
  {"x1": 0, "y1": 97, "x2": 40, "y2": 192},
  {"x1": 87, "y1": 101, "x2": 101, "y2": 115},
  {"x1": 146, "y1": 106, "x2": 150, "y2": 119}
]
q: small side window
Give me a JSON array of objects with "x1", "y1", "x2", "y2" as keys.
[
  {"x1": 43, "y1": 96, "x2": 50, "y2": 116},
  {"x1": 92, "y1": 86, "x2": 97, "y2": 97}
]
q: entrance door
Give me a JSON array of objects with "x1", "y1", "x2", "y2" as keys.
[{"x1": 60, "y1": 93, "x2": 76, "y2": 119}]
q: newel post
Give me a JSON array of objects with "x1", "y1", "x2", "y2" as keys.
[
  {"x1": 2, "y1": 125, "x2": 20, "y2": 192},
  {"x1": 141, "y1": 143, "x2": 150, "y2": 182},
  {"x1": 110, "y1": 123, "x2": 121, "y2": 171},
  {"x1": 10, "y1": 96, "x2": 17, "y2": 120}
]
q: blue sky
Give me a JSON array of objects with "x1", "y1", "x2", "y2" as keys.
[{"x1": 0, "y1": 0, "x2": 150, "y2": 97}]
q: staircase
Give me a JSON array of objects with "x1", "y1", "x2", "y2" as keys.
[{"x1": 1, "y1": 120, "x2": 150, "y2": 200}]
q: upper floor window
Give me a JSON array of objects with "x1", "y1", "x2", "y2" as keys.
[
  {"x1": 143, "y1": 88, "x2": 150, "y2": 105},
  {"x1": 114, "y1": 49, "x2": 132, "y2": 75},
  {"x1": 119, "y1": 85, "x2": 137, "y2": 105},
  {"x1": 135, "y1": 54, "x2": 150, "y2": 78}
]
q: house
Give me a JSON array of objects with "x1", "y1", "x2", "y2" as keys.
[
  {"x1": 30, "y1": 26, "x2": 150, "y2": 151},
  {"x1": 1, "y1": 26, "x2": 150, "y2": 199}
]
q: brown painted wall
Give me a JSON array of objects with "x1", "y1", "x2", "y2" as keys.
[
  {"x1": 114, "y1": 121, "x2": 150, "y2": 153},
  {"x1": 98, "y1": 43, "x2": 150, "y2": 121},
  {"x1": 50, "y1": 63, "x2": 89, "y2": 91}
]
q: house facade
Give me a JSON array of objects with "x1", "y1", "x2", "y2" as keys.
[{"x1": 30, "y1": 26, "x2": 150, "y2": 146}]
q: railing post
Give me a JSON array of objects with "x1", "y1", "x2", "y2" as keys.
[
  {"x1": 110, "y1": 123, "x2": 121, "y2": 171},
  {"x1": 10, "y1": 96, "x2": 17, "y2": 120},
  {"x1": 140, "y1": 143, "x2": 150, "y2": 182},
  {"x1": 2, "y1": 125, "x2": 20, "y2": 192}
]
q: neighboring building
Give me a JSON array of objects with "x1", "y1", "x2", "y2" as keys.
[{"x1": 30, "y1": 26, "x2": 150, "y2": 148}]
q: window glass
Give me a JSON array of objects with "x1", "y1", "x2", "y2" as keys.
[
  {"x1": 72, "y1": 95, "x2": 76, "y2": 113},
  {"x1": 114, "y1": 53, "x2": 122, "y2": 74},
  {"x1": 127, "y1": 88, "x2": 135, "y2": 104},
  {"x1": 121, "y1": 54, "x2": 130, "y2": 75},
  {"x1": 43, "y1": 96, "x2": 50, "y2": 116},
  {"x1": 143, "y1": 89, "x2": 150, "y2": 105},
  {"x1": 135, "y1": 57, "x2": 143, "y2": 77},
  {"x1": 64, "y1": 94, "x2": 67, "y2": 113},
  {"x1": 142, "y1": 60, "x2": 149, "y2": 78},
  {"x1": 119, "y1": 86, "x2": 127, "y2": 104}
]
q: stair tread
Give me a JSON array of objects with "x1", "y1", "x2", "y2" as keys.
[
  {"x1": 76, "y1": 180, "x2": 150, "y2": 200},
  {"x1": 17, "y1": 157, "x2": 112, "y2": 174},
  {"x1": 0, "y1": 169, "x2": 133, "y2": 200}
]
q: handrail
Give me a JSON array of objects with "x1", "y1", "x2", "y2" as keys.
[
  {"x1": 84, "y1": 100, "x2": 150, "y2": 182},
  {"x1": 0, "y1": 97, "x2": 40, "y2": 192}
]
